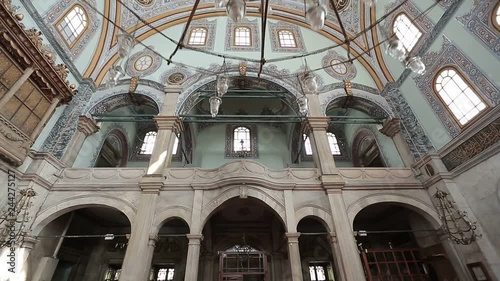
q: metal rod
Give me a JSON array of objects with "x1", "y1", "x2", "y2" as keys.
[
  {"x1": 180, "y1": 114, "x2": 302, "y2": 118},
  {"x1": 197, "y1": 89, "x2": 287, "y2": 93},
  {"x1": 183, "y1": 120, "x2": 304, "y2": 123},
  {"x1": 36, "y1": 233, "x2": 187, "y2": 238},
  {"x1": 94, "y1": 119, "x2": 154, "y2": 123},
  {"x1": 198, "y1": 95, "x2": 289, "y2": 99},
  {"x1": 167, "y1": 0, "x2": 201, "y2": 64}
]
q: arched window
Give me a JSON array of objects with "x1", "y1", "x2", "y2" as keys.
[
  {"x1": 278, "y1": 30, "x2": 297, "y2": 48},
  {"x1": 233, "y1": 127, "x2": 251, "y2": 152},
  {"x1": 303, "y1": 134, "x2": 313, "y2": 156},
  {"x1": 188, "y1": 28, "x2": 208, "y2": 46},
  {"x1": 393, "y1": 13, "x2": 422, "y2": 52},
  {"x1": 326, "y1": 132, "x2": 341, "y2": 155},
  {"x1": 494, "y1": 2, "x2": 500, "y2": 31},
  {"x1": 57, "y1": 5, "x2": 88, "y2": 47},
  {"x1": 434, "y1": 68, "x2": 487, "y2": 125},
  {"x1": 234, "y1": 27, "x2": 251, "y2": 46},
  {"x1": 140, "y1": 131, "x2": 157, "y2": 154}
]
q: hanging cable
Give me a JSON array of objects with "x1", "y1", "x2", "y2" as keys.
[
  {"x1": 168, "y1": 0, "x2": 202, "y2": 64},
  {"x1": 258, "y1": 0, "x2": 270, "y2": 77}
]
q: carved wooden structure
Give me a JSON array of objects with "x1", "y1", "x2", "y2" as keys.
[{"x1": 0, "y1": 1, "x2": 74, "y2": 166}]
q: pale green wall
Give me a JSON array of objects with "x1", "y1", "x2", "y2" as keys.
[
  {"x1": 344, "y1": 110, "x2": 405, "y2": 167},
  {"x1": 193, "y1": 124, "x2": 290, "y2": 169}
]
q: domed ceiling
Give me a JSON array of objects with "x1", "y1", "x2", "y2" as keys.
[{"x1": 22, "y1": 0, "x2": 450, "y2": 92}]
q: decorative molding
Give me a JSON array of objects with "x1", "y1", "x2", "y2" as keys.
[
  {"x1": 225, "y1": 18, "x2": 260, "y2": 52},
  {"x1": 268, "y1": 21, "x2": 306, "y2": 53},
  {"x1": 338, "y1": 168, "x2": 421, "y2": 189},
  {"x1": 41, "y1": 79, "x2": 95, "y2": 158},
  {"x1": 414, "y1": 37, "x2": 499, "y2": 137},
  {"x1": 322, "y1": 50, "x2": 357, "y2": 81},
  {"x1": 54, "y1": 168, "x2": 146, "y2": 187},
  {"x1": 160, "y1": 66, "x2": 193, "y2": 86},
  {"x1": 184, "y1": 18, "x2": 217, "y2": 51},
  {"x1": 43, "y1": 0, "x2": 100, "y2": 60},
  {"x1": 440, "y1": 107, "x2": 500, "y2": 171},
  {"x1": 87, "y1": 92, "x2": 160, "y2": 115},
  {"x1": 381, "y1": 83, "x2": 435, "y2": 160},
  {"x1": 125, "y1": 46, "x2": 162, "y2": 77},
  {"x1": 457, "y1": 0, "x2": 499, "y2": 56}
]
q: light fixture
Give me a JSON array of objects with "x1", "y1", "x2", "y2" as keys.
[
  {"x1": 215, "y1": 0, "x2": 228, "y2": 8},
  {"x1": 297, "y1": 95, "x2": 309, "y2": 115},
  {"x1": 306, "y1": 1, "x2": 327, "y2": 30},
  {"x1": 217, "y1": 75, "x2": 229, "y2": 96},
  {"x1": 0, "y1": 188, "x2": 36, "y2": 248},
  {"x1": 226, "y1": 0, "x2": 246, "y2": 22},
  {"x1": 386, "y1": 38, "x2": 407, "y2": 62},
  {"x1": 406, "y1": 56, "x2": 426, "y2": 75},
  {"x1": 106, "y1": 65, "x2": 125, "y2": 88},
  {"x1": 209, "y1": 96, "x2": 222, "y2": 117},
  {"x1": 434, "y1": 189, "x2": 479, "y2": 245}
]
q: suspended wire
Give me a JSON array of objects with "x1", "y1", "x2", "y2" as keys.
[{"x1": 81, "y1": 0, "x2": 441, "y2": 81}]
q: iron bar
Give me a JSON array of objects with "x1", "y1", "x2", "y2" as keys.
[
  {"x1": 198, "y1": 95, "x2": 289, "y2": 99},
  {"x1": 329, "y1": 0, "x2": 352, "y2": 61},
  {"x1": 182, "y1": 119, "x2": 382, "y2": 124},
  {"x1": 258, "y1": 0, "x2": 270, "y2": 78},
  {"x1": 36, "y1": 233, "x2": 187, "y2": 238},
  {"x1": 196, "y1": 89, "x2": 287, "y2": 93},
  {"x1": 167, "y1": 0, "x2": 201, "y2": 64}
]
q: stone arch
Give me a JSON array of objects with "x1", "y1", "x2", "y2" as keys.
[
  {"x1": 177, "y1": 72, "x2": 300, "y2": 115},
  {"x1": 31, "y1": 195, "x2": 136, "y2": 236},
  {"x1": 295, "y1": 206, "x2": 334, "y2": 233},
  {"x1": 323, "y1": 91, "x2": 394, "y2": 118},
  {"x1": 97, "y1": 128, "x2": 129, "y2": 167},
  {"x1": 346, "y1": 194, "x2": 441, "y2": 230},
  {"x1": 199, "y1": 186, "x2": 287, "y2": 233},
  {"x1": 86, "y1": 91, "x2": 161, "y2": 115},
  {"x1": 351, "y1": 127, "x2": 388, "y2": 167},
  {"x1": 152, "y1": 206, "x2": 192, "y2": 234}
]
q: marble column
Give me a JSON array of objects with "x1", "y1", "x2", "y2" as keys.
[
  {"x1": 0, "y1": 66, "x2": 34, "y2": 107},
  {"x1": 60, "y1": 115, "x2": 100, "y2": 166},
  {"x1": 119, "y1": 181, "x2": 160, "y2": 281},
  {"x1": 326, "y1": 191, "x2": 365, "y2": 281},
  {"x1": 328, "y1": 232, "x2": 346, "y2": 281},
  {"x1": 184, "y1": 234, "x2": 203, "y2": 281},
  {"x1": 379, "y1": 118, "x2": 414, "y2": 167},
  {"x1": 285, "y1": 233, "x2": 303, "y2": 281},
  {"x1": 306, "y1": 117, "x2": 339, "y2": 174}
]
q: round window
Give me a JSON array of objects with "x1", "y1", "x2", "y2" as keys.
[
  {"x1": 330, "y1": 59, "x2": 348, "y2": 75},
  {"x1": 134, "y1": 55, "x2": 153, "y2": 71}
]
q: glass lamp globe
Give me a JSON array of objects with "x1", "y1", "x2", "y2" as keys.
[
  {"x1": 297, "y1": 96, "x2": 309, "y2": 115},
  {"x1": 209, "y1": 96, "x2": 222, "y2": 118},
  {"x1": 226, "y1": 0, "x2": 246, "y2": 22},
  {"x1": 406, "y1": 56, "x2": 426, "y2": 75},
  {"x1": 302, "y1": 73, "x2": 318, "y2": 93},
  {"x1": 215, "y1": 0, "x2": 227, "y2": 8},
  {"x1": 386, "y1": 38, "x2": 407, "y2": 62},
  {"x1": 306, "y1": 3, "x2": 327, "y2": 30},
  {"x1": 217, "y1": 76, "x2": 229, "y2": 96}
]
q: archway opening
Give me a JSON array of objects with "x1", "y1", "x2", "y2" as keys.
[
  {"x1": 201, "y1": 197, "x2": 287, "y2": 281},
  {"x1": 297, "y1": 217, "x2": 339, "y2": 281},
  {"x1": 150, "y1": 218, "x2": 190, "y2": 281},
  {"x1": 353, "y1": 203, "x2": 458, "y2": 281},
  {"x1": 28, "y1": 206, "x2": 131, "y2": 281}
]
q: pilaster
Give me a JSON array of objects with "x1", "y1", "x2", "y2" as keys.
[
  {"x1": 60, "y1": 115, "x2": 100, "y2": 166},
  {"x1": 184, "y1": 234, "x2": 203, "y2": 281},
  {"x1": 379, "y1": 118, "x2": 414, "y2": 167},
  {"x1": 285, "y1": 232, "x2": 303, "y2": 281},
  {"x1": 328, "y1": 232, "x2": 346, "y2": 281},
  {"x1": 306, "y1": 117, "x2": 338, "y2": 175},
  {"x1": 147, "y1": 116, "x2": 183, "y2": 175}
]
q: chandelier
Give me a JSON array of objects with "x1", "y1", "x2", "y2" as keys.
[
  {"x1": 0, "y1": 188, "x2": 37, "y2": 248},
  {"x1": 434, "y1": 189, "x2": 479, "y2": 245}
]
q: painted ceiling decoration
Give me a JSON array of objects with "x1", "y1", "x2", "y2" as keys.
[{"x1": 125, "y1": 46, "x2": 162, "y2": 77}]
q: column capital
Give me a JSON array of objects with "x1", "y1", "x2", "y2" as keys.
[
  {"x1": 328, "y1": 232, "x2": 337, "y2": 243},
  {"x1": 306, "y1": 117, "x2": 329, "y2": 131},
  {"x1": 140, "y1": 174, "x2": 163, "y2": 194},
  {"x1": 322, "y1": 174, "x2": 345, "y2": 191},
  {"x1": 154, "y1": 116, "x2": 183, "y2": 133},
  {"x1": 186, "y1": 234, "x2": 204, "y2": 245},
  {"x1": 379, "y1": 118, "x2": 401, "y2": 137},
  {"x1": 164, "y1": 85, "x2": 183, "y2": 94},
  {"x1": 77, "y1": 115, "x2": 100, "y2": 136},
  {"x1": 21, "y1": 234, "x2": 37, "y2": 250},
  {"x1": 148, "y1": 234, "x2": 159, "y2": 247},
  {"x1": 285, "y1": 232, "x2": 301, "y2": 243}
]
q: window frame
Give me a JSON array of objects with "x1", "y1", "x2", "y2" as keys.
[
  {"x1": 391, "y1": 12, "x2": 423, "y2": 53},
  {"x1": 55, "y1": 4, "x2": 89, "y2": 48},
  {"x1": 139, "y1": 131, "x2": 158, "y2": 155},
  {"x1": 233, "y1": 26, "x2": 252, "y2": 47},
  {"x1": 277, "y1": 29, "x2": 297, "y2": 48},
  {"x1": 301, "y1": 130, "x2": 349, "y2": 162},
  {"x1": 432, "y1": 66, "x2": 489, "y2": 128},
  {"x1": 133, "y1": 55, "x2": 154, "y2": 72},
  {"x1": 187, "y1": 27, "x2": 208, "y2": 46},
  {"x1": 225, "y1": 124, "x2": 258, "y2": 158},
  {"x1": 492, "y1": 1, "x2": 500, "y2": 32}
]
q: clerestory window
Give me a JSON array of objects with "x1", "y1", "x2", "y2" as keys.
[
  {"x1": 57, "y1": 5, "x2": 88, "y2": 47},
  {"x1": 393, "y1": 13, "x2": 422, "y2": 52}
]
